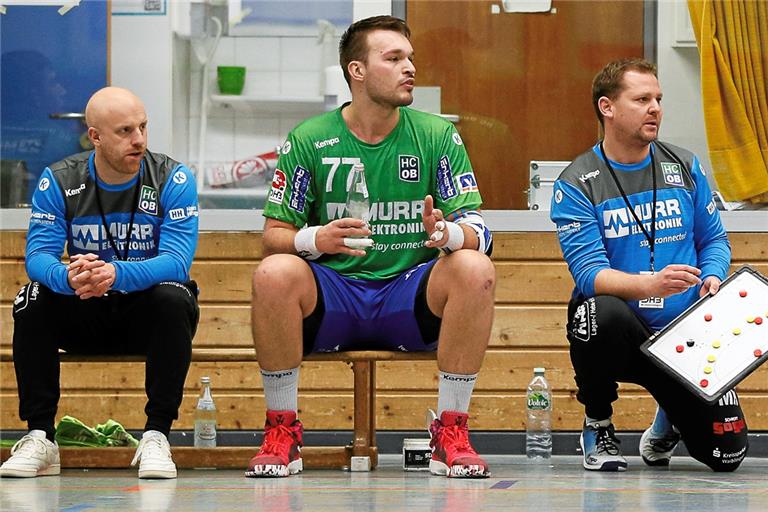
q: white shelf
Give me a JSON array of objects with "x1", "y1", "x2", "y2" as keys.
[
  {"x1": 199, "y1": 188, "x2": 267, "y2": 198},
  {"x1": 210, "y1": 94, "x2": 328, "y2": 115}
]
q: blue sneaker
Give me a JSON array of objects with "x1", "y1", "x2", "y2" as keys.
[{"x1": 580, "y1": 421, "x2": 627, "y2": 471}]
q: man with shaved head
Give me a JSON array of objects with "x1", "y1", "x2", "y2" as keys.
[{"x1": 1, "y1": 87, "x2": 199, "y2": 479}]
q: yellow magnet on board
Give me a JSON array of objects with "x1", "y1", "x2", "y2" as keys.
[
  {"x1": 712, "y1": 341, "x2": 721, "y2": 349},
  {"x1": 704, "y1": 366, "x2": 713, "y2": 374},
  {"x1": 707, "y1": 355, "x2": 716, "y2": 363},
  {"x1": 733, "y1": 328, "x2": 741, "y2": 335}
]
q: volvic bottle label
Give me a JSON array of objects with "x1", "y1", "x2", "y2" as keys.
[{"x1": 527, "y1": 392, "x2": 551, "y2": 410}]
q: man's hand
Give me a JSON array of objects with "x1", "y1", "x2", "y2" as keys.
[
  {"x1": 73, "y1": 263, "x2": 116, "y2": 300},
  {"x1": 423, "y1": 195, "x2": 447, "y2": 249},
  {"x1": 647, "y1": 264, "x2": 702, "y2": 298},
  {"x1": 67, "y1": 254, "x2": 116, "y2": 299},
  {"x1": 314, "y1": 218, "x2": 372, "y2": 257},
  {"x1": 700, "y1": 276, "x2": 722, "y2": 297},
  {"x1": 67, "y1": 253, "x2": 101, "y2": 289}
]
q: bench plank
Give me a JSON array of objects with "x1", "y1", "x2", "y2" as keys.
[{"x1": 0, "y1": 446, "x2": 366, "y2": 470}]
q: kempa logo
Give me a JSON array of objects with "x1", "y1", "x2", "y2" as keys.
[
  {"x1": 65, "y1": 183, "x2": 86, "y2": 197},
  {"x1": 314, "y1": 137, "x2": 340, "y2": 150},
  {"x1": 579, "y1": 169, "x2": 600, "y2": 183}
]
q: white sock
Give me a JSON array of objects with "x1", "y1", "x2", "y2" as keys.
[
  {"x1": 585, "y1": 416, "x2": 612, "y2": 428},
  {"x1": 261, "y1": 367, "x2": 299, "y2": 412},
  {"x1": 437, "y1": 371, "x2": 478, "y2": 416}
]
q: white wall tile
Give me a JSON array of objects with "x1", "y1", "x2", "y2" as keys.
[
  {"x1": 234, "y1": 117, "x2": 281, "y2": 158},
  {"x1": 235, "y1": 37, "x2": 281, "y2": 71},
  {"x1": 211, "y1": 36, "x2": 236, "y2": 67},
  {"x1": 280, "y1": 37, "x2": 323, "y2": 71},
  {"x1": 280, "y1": 71, "x2": 321, "y2": 97},
  {"x1": 242, "y1": 71, "x2": 281, "y2": 97},
  {"x1": 205, "y1": 116, "x2": 236, "y2": 162}
]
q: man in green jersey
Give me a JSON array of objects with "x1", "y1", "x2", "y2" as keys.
[{"x1": 246, "y1": 15, "x2": 495, "y2": 479}]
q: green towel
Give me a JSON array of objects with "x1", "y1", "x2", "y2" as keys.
[{"x1": 54, "y1": 416, "x2": 139, "y2": 447}]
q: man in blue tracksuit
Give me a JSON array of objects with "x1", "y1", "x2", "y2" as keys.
[
  {"x1": 551, "y1": 59, "x2": 747, "y2": 472},
  {"x1": 0, "y1": 87, "x2": 199, "y2": 480}
]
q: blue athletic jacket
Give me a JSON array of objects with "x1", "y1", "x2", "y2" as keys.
[
  {"x1": 25, "y1": 150, "x2": 198, "y2": 294},
  {"x1": 550, "y1": 141, "x2": 730, "y2": 331}
]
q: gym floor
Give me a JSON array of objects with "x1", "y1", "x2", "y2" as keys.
[{"x1": 1, "y1": 455, "x2": 767, "y2": 511}]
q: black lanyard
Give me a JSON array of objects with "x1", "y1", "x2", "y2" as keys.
[
  {"x1": 599, "y1": 141, "x2": 657, "y2": 272},
  {"x1": 94, "y1": 172, "x2": 141, "y2": 262}
]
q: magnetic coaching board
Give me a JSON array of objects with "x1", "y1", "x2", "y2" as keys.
[{"x1": 641, "y1": 266, "x2": 768, "y2": 403}]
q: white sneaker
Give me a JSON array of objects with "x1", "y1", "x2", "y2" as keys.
[
  {"x1": 0, "y1": 430, "x2": 60, "y2": 478},
  {"x1": 131, "y1": 431, "x2": 177, "y2": 479},
  {"x1": 640, "y1": 426, "x2": 681, "y2": 466}
]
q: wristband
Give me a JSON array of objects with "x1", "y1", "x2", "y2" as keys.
[
  {"x1": 294, "y1": 226, "x2": 323, "y2": 260},
  {"x1": 441, "y1": 221, "x2": 465, "y2": 254}
]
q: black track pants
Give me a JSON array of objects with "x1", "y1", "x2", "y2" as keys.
[
  {"x1": 567, "y1": 295, "x2": 747, "y2": 471},
  {"x1": 12, "y1": 281, "x2": 199, "y2": 437}
]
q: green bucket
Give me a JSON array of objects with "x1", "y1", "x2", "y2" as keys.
[{"x1": 217, "y1": 66, "x2": 246, "y2": 95}]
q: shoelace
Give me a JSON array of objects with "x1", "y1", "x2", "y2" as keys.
[
  {"x1": 649, "y1": 434, "x2": 679, "y2": 453},
  {"x1": 436, "y1": 424, "x2": 476, "y2": 455},
  {"x1": 10, "y1": 435, "x2": 49, "y2": 457},
  {"x1": 131, "y1": 436, "x2": 169, "y2": 466},
  {"x1": 258, "y1": 424, "x2": 296, "y2": 457},
  {"x1": 594, "y1": 427, "x2": 621, "y2": 456}
]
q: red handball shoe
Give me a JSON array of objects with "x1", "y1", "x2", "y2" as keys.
[
  {"x1": 429, "y1": 411, "x2": 490, "y2": 478},
  {"x1": 245, "y1": 410, "x2": 303, "y2": 477}
]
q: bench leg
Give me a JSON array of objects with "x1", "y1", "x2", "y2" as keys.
[{"x1": 351, "y1": 360, "x2": 378, "y2": 470}]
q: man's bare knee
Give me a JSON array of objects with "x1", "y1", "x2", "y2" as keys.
[{"x1": 253, "y1": 254, "x2": 313, "y2": 301}]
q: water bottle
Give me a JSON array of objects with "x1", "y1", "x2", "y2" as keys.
[
  {"x1": 194, "y1": 376, "x2": 217, "y2": 448},
  {"x1": 526, "y1": 367, "x2": 552, "y2": 459},
  {"x1": 344, "y1": 162, "x2": 370, "y2": 227}
]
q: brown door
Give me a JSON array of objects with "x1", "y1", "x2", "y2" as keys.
[{"x1": 408, "y1": 0, "x2": 644, "y2": 209}]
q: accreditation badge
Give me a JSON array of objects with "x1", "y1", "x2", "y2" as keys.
[{"x1": 639, "y1": 271, "x2": 664, "y2": 309}]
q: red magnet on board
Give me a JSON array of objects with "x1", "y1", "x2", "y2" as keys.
[
  {"x1": 700, "y1": 379, "x2": 709, "y2": 388},
  {"x1": 755, "y1": 317, "x2": 763, "y2": 325},
  {"x1": 676, "y1": 345, "x2": 684, "y2": 353},
  {"x1": 739, "y1": 290, "x2": 748, "y2": 297},
  {"x1": 755, "y1": 349, "x2": 763, "y2": 358},
  {"x1": 704, "y1": 313, "x2": 712, "y2": 322}
]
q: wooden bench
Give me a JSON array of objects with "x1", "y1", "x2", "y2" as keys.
[
  {"x1": 4, "y1": 231, "x2": 768, "y2": 448},
  {"x1": 0, "y1": 349, "x2": 436, "y2": 471}
]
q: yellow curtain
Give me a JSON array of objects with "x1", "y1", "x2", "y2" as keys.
[{"x1": 688, "y1": 0, "x2": 768, "y2": 203}]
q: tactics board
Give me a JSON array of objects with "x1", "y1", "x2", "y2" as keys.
[{"x1": 641, "y1": 266, "x2": 768, "y2": 403}]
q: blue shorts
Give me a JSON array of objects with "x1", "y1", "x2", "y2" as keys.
[{"x1": 304, "y1": 260, "x2": 440, "y2": 354}]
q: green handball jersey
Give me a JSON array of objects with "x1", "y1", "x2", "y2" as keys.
[{"x1": 263, "y1": 106, "x2": 483, "y2": 280}]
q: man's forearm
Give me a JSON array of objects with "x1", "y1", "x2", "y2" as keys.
[
  {"x1": 593, "y1": 268, "x2": 652, "y2": 301},
  {"x1": 262, "y1": 226, "x2": 301, "y2": 257}
]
